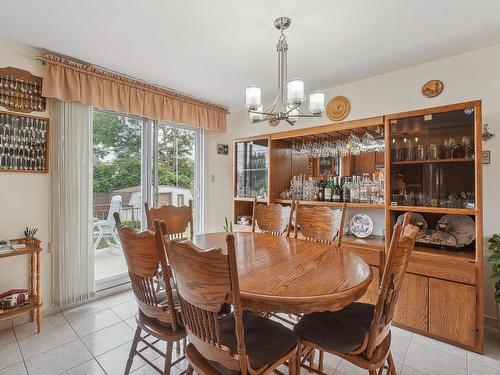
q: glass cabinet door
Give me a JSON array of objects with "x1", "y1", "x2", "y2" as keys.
[
  {"x1": 235, "y1": 139, "x2": 268, "y2": 199},
  {"x1": 389, "y1": 108, "x2": 476, "y2": 209}
]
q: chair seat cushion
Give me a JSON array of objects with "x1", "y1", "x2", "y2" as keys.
[
  {"x1": 156, "y1": 289, "x2": 179, "y2": 307},
  {"x1": 217, "y1": 310, "x2": 298, "y2": 370},
  {"x1": 293, "y1": 302, "x2": 375, "y2": 354}
]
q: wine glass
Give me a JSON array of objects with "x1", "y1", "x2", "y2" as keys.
[{"x1": 361, "y1": 132, "x2": 375, "y2": 152}]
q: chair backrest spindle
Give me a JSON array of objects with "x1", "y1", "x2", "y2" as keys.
[
  {"x1": 114, "y1": 213, "x2": 180, "y2": 331},
  {"x1": 365, "y1": 213, "x2": 419, "y2": 359},
  {"x1": 163, "y1": 229, "x2": 250, "y2": 373}
]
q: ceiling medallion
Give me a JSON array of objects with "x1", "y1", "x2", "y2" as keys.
[{"x1": 244, "y1": 17, "x2": 325, "y2": 126}]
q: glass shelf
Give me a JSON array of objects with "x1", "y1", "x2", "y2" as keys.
[
  {"x1": 389, "y1": 108, "x2": 476, "y2": 210},
  {"x1": 235, "y1": 138, "x2": 268, "y2": 200}
]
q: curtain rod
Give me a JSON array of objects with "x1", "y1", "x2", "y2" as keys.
[{"x1": 35, "y1": 55, "x2": 229, "y2": 112}]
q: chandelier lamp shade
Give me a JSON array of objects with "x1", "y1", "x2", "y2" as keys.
[{"x1": 245, "y1": 17, "x2": 325, "y2": 126}]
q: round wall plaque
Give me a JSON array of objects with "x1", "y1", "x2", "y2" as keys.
[
  {"x1": 422, "y1": 80, "x2": 444, "y2": 98},
  {"x1": 326, "y1": 96, "x2": 350, "y2": 122}
]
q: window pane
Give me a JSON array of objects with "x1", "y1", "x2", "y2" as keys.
[
  {"x1": 157, "y1": 125, "x2": 196, "y2": 207},
  {"x1": 92, "y1": 110, "x2": 143, "y2": 282}
]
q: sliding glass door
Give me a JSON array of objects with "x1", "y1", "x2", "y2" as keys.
[
  {"x1": 92, "y1": 110, "x2": 146, "y2": 289},
  {"x1": 91, "y1": 110, "x2": 203, "y2": 290},
  {"x1": 154, "y1": 122, "x2": 204, "y2": 232}
]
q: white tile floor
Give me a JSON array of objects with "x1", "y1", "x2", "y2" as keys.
[{"x1": 0, "y1": 289, "x2": 499, "y2": 375}]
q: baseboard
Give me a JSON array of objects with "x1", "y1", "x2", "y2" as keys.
[{"x1": 95, "y1": 282, "x2": 132, "y2": 299}]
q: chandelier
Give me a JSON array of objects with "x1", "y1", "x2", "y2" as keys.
[{"x1": 245, "y1": 17, "x2": 325, "y2": 126}]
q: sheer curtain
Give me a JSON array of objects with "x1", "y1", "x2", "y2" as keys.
[{"x1": 50, "y1": 99, "x2": 94, "y2": 306}]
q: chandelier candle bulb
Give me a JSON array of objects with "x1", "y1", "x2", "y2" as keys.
[
  {"x1": 245, "y1": 86, "x2": 262, "y2": 110},
  {"x1": 309, "y1": 92, "x2": 325, "y2": 115},
  {"x1": 287, "y1": 79, "x2": 305, "y2": 104}
]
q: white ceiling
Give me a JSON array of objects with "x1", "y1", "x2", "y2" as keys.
[{"x1": 2, "y1": 0, "x2": 500, "y2": 110}]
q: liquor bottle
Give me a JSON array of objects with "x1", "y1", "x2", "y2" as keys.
[
  {"x1": 338, "y1": 177, "x2": 344, "y2": 202},
  {"x1": 370, "y1": 173, "x2": 380, "y2": 204},
  {"x1": 343, "y1": 176, "x2": 351, "y2": 203},
  {"x1": 359, "y1": 173, "x2": 370, "y2": 204},
  {"x1": 350, "y1": 175, "x2": 360, "y2": 203},
  {"x1": 325, "y1": 176, "x2": 333, "y2": 202},
  {"x1": 319, "y1": 175, "x2": 326, "y2": 202},
  {"x1": 332, "y1": 177, "x2": 341, "y2": 202}
]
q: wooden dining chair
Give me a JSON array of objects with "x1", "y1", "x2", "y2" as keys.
[
  {"x1": 145, "y1": 201, "x2": 193, "y2": 239},
  {"x1": 293, "y1": 213, "x2": 419, "y2": 375},
  {"x1": 294, "y1": 202, "x2": 346, "y2": 248},
  {"x1": 163, "y1": 231, "x2": 299, "y2": 375},
  {"x1": 252, "y1": 199, "x2": 293, "y2": 236},
  {"x1": 113, "y1": 213, "x2": 187, "y2": 375}
]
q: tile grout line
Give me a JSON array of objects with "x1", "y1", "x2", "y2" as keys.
[
  {"x1": 4, "y1": 294, "x2": 133, "y2": 375},
  {"x1": 11, "y1": 325, "x2": 30, "y2": 375},
  {"x1": 401, "y1": 332, "x2": 413, "y2": 369},
  {"x1": 19, "y1": 310, "x2": 95, "y2": 374}
]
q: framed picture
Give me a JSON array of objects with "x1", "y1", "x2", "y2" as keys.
[
  {"x1": 217, "y1": 143, "x2": 229, "y2": 155},
  {"x1": 483, "y1": 150, "x2": 491, "y2": 164}
]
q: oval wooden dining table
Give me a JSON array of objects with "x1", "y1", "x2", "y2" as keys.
[{"x1": 191, "y1": 232, "x2": 373, "y2": 315}]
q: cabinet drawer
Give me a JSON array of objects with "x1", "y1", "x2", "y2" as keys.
[{"x1": 407, "y1": 253, "x2": 476, "y2": 285}]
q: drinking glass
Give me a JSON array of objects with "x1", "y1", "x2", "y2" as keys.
[{"x1": 361, "y1": 132, "x2": 375, "y2": 152}]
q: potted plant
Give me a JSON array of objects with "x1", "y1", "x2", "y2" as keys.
[
  {"x1": 223, "y1": 217, "x2": 233, "y2": 232},
  {"x1": 487, "y1": 234, "x2": 500, "y2": 331}
]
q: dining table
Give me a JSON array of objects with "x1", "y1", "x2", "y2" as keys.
[{"x1": 191, "y1": 231, "x2": 373, "y2": 315}]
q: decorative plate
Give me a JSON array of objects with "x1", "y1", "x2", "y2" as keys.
[
  {"x1": 417, "y1": 229, "x2": 459, "y2": 248},
  {"x1": 437, "y1": 215, "x2": 475, "y2": 247},
  {"x1": 326, "y1": 96, "x2": 350, "y2": 122},
  {"x1": 422, "y1": 80, "x2": 444, "y2": 98},
  {"x1": 396, "y1": 213, "x2": 428, "y2": 229},
  {"x1": 350, "y1": 214, "x2": 373, "y2": 238}
]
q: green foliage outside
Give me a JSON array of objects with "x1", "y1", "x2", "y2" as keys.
[
  {"x1": 487, "y1": 234, "x2": 500, "y2": 303},
  {"x1": 223, "y1": 217, "x2": 233, "y2": 232},
  {"x1": 93, "y1": 111, "x2": 195, "y2": 193},
  {"x1": 122, "y1": 220, "x2": 141, "y2": 231}
]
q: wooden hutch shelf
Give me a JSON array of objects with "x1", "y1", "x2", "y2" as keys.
[
  {"x1": 0, "y1": 237, "x2": 43, "y2": 333},
  {"x1": 388, "y1": 205, "x2": 478, "y2": 215},
  {"x1": 232, "y1": 100, "x2": 483, "y2": 353},
  {"x1": 391, "y1": 157, "x2": 474, "y2": 165},
  {"x1": 275, "y1": 199, "x2": 385, "y2": 209},
  {"x1": 0, "y1": 296, "x2": 42, "y2": 319},
  {"x1": 234, "y1": 197, "x2": 268, "y2": 203}
]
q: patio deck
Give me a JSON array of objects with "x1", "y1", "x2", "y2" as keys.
[{"x1": 94, "y1": 246, "x2": 128, "y2": 281}]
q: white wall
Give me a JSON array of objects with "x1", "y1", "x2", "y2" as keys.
[
  {"x1": 206, "y1": 43, "x2": 500, "y2": 321},
  {"x1": 204, "y1": 129, "x2": 234, "y2": 233},
  {"x1": 0, "y1": 42, "x2": 52, "y2": 330}
]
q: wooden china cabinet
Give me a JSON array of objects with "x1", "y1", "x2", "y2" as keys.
[{"x1": 232, "y1": 100, "x2": 484, "y2": 353}]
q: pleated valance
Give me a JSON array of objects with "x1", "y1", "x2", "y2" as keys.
[{"x1": 42, "y1": 54, "x2": 228, "y2": 132}]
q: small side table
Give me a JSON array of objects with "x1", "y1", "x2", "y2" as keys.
[{"x1": 0, "y1": 237, "x2": 42, "y2": 332}]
